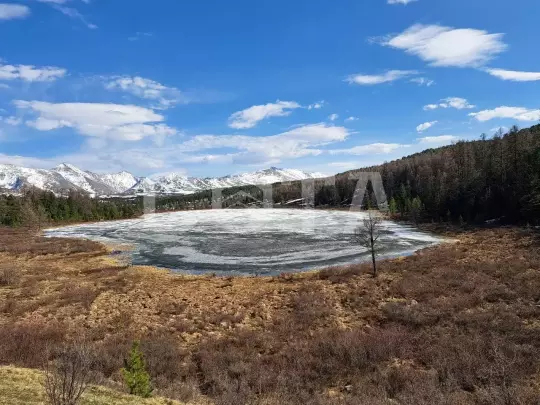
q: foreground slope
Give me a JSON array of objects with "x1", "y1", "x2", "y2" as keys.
[
  {"x1": 1, "y1": 226, "x2": 539, "y2": 404},
  {"x1": 0, "y1": 366, "x2": 190, "y2": 405}
]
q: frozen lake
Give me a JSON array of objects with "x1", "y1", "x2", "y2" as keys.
[{"x1": 45, "y1": 209, "x2": 442, "y2": 276}]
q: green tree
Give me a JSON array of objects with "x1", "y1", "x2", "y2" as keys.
[
  {"x1": 122, "y1": 341, "x2": 153, "y2": 398},
  {"x1": 410, "y1": 197, "x2": 423, "y2": 225},
  {"x1": 388, "y1": 198, "x2": 398, "y2": 217}
]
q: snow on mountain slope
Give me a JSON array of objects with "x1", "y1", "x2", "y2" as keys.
[
  {"x1": 0, "y1": 164, "x2": 76, "y2": 194},
  {"x1": 99, "y1": 171, "x2": 138, "y2": 193},
  {"x1": 0, "y1": 164, "x2": 325, "y2": 196},
  {"x1": 125, "y1": 167, "x2": 326, "y2": 195}
]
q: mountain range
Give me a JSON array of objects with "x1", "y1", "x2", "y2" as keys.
[{"x1": 0, "y1": 163, "x2": 325, "y2": 196}]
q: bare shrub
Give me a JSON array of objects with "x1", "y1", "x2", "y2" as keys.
[
  {"x1": 0, "y1": 320, "x2": 66, "y2": 367},
  {"x1": 59, "y1": 285, "x2": 100, "y2": 309},
  {"x1": 44, "y1": 341, "x2": 93, "y2": 405},
  {"x1": 288, "y1": 285, "x2": 335, "y2": 329},
  {"x1": 0, "y1": 266, "x2": 20, "y2": 286}
]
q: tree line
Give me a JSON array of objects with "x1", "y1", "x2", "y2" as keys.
[
  {"x1": 3, "y1": 124, "x2": 540, "y2": 227},
  {"x1": 0, "y1": 189, "x2": 142, "y2": 227}
]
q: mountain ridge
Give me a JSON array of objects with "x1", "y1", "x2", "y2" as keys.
[{"x1": 0, "y1": 163, "x2": 325, "y2": 197}]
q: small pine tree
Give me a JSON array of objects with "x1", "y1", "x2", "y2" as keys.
[
  {"x1": 388, "y1": 198, "x2": 398, "y2": 217},
  {"x1": 122, "y1": 341, "x2": 153, "y2": 398},
  {"x1": 410, "y1": 197, "x2": 424, "y2": 225}
]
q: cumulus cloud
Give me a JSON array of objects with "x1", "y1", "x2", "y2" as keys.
[
  {"x1": 105, "y1": 76, "x2": 183, "y2": 109},
  {"x1": 423, "y1": 97, "x2": 475, "y2": 110},
  {"x1": 0, "y1": 4, "x2": 30, "y2": 20},
  {"x1": 346, "y1": 70, "x2": 418, "y2": 85},
  {"x1": 307, "y1": 101, "x2": 325, "y2": 110},
  {"x1": 0, "y1": 63, "x2": 66, "y2": 82},
  {"x1": 417, "y1": 135, "x2": 458, "y2": 144},
  {"x1": 485, "y1": 68, "x2": 540, "y2": 82},
  {"x1": 345, "y1": 116, "x2": 359, "y2": 122},
  {"x1": 381, "y1": 24, "x2": 507, "y2": 67},
  {"x1": 469, "y1": 106, "x2": 540, "y2": 122},
  {"x1": 416, "y1": 121, "x2": 437, "y2": 133},
  {"x1": 14, "y1": 100, "x2": 177, "y2": 141},
  {"x1": 328, "y1": 113, "x2": 339, "y2": 121},
  {"x1": 228, "y1": 100, "x2": 301, "y2": 129}
]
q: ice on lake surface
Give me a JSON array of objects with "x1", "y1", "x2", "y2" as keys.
[{"x1": 45, "y1": 209, "x2": 442, "y2": 276}]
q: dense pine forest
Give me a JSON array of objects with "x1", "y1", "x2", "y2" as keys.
[
  {"x1": 0, "y1": 190, "x2": 142, "y2": 227},
  {"x1": 2, "y1": 124, "x2": 540, "y2": 227},
  {"x1": 350, "y1": 123, "x2": 540, "y2": 224}
]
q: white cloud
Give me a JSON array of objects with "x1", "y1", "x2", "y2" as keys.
[
  {"x1": 105, "y1": 76, "x2": 183, "y2": 109},
  {"x1": 36, "y1": 0, "x2": 69, "y2": 3},
  {"x1": 39, "y1": 2, "x2": 97, "y2": 29},
  {"x1": 228, "y1": 100, "x2": 301, "y2": 129},
  {"x1": 417, "y1": 135, "x2": 458, "y2": 144},
  {"x1": 307, "y1": 101, "x2": 325, "y2": 110},
  {"x1": 382, "y1": 24, "x2": 507, "y2": 67},
  {"x1": 328, "y1": 113, "x2": 339, "y2": 121},
  {"x1": 410, "y1": 77, "x2": 434, "y2": 86},
  {"x1": 469, "y1": 106, "x2": 540, "y2": 122},
  {"x1": 0, "y1": 63, "x2": 66, "y2": 82},
  {"x1": 331, "y1": 143, "x2": 408, "y2": 156},
  {"x1": 14, "y1": 101, "x2": 177, "y2": 141},
  {"x1": 0, "y1": 4, "x2": 30, "y2": 20},
  {"x1": 327, "y1": 162, "x2": 360, "y2": 170},
  {"x1": 416, "y1": 121, "x2": 437, "y2": 133},
  {"x1": 128, "y1": 32, "x2": 153, "y2": 41},
  {"x1": 181, "y1": 123, "x2": 350, "y2": 163},
  {"x1": 423, "y1": 97, "x2": 475, "y2": 110},
  {"x1": 346, "y1": 70, "x2": 418, "y2": 85},
  {"x1": 345, "y1": 116, "x2": 359, "y2": 122},
  {"x1": 485, "y1": 68, "x2": 540, "y2": 82},
  {"x1": 0, "y1": 116, "x2": 22, "y2": 126},
  {"x1": 388, "y1": 0, "x2": 417, "y2": 4}
]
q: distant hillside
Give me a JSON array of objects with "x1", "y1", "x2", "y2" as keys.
[{"x1": 337, "y1": 124, "x2": 540, "y2": 224}]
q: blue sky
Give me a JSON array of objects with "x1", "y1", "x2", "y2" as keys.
[{"x1": 0, "y1": 0, "x2": 539, "y2": 177}]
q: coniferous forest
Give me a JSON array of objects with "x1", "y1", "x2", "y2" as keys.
[
  {"x1": 0, "y1": 190, "x2": 142, "y2": 227},
  {"x1": 1, "y1": 124, "x2": 540, "y2": 227}
]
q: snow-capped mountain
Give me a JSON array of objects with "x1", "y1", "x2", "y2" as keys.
[
  {"x1": 0, "y1": 164, "x2": 325, "y2": 196},
  {"x1": 125, "y1": 167, "x2": 326, "y2": 195},
  {"x1": 0, "y1": 163, "x2": 138, "y2": 196}
]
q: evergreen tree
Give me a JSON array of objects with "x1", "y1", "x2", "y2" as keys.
[
  {"x1": 122, "y1": 341, "x2": 153, "y2": 398},
  {"x1": 388, "y1": 198, "x2": 398, "y2": 217}
]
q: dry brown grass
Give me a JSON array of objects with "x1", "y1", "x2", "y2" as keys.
[{"x1": 0, "y1": 226, "x2": 540, "y2": 404}]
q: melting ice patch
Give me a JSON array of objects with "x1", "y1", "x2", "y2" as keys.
[{"x1": 45, "y1": 209, "x2": 442, "y2": 276}]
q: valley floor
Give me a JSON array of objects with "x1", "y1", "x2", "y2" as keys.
[{"x1": 0, "y1": 226, "x2": 539, "y2": 404}]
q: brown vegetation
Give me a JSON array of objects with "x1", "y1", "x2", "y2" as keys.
[{"x1": 0, "y1": 226, "x2": 539, "y2": 404}]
